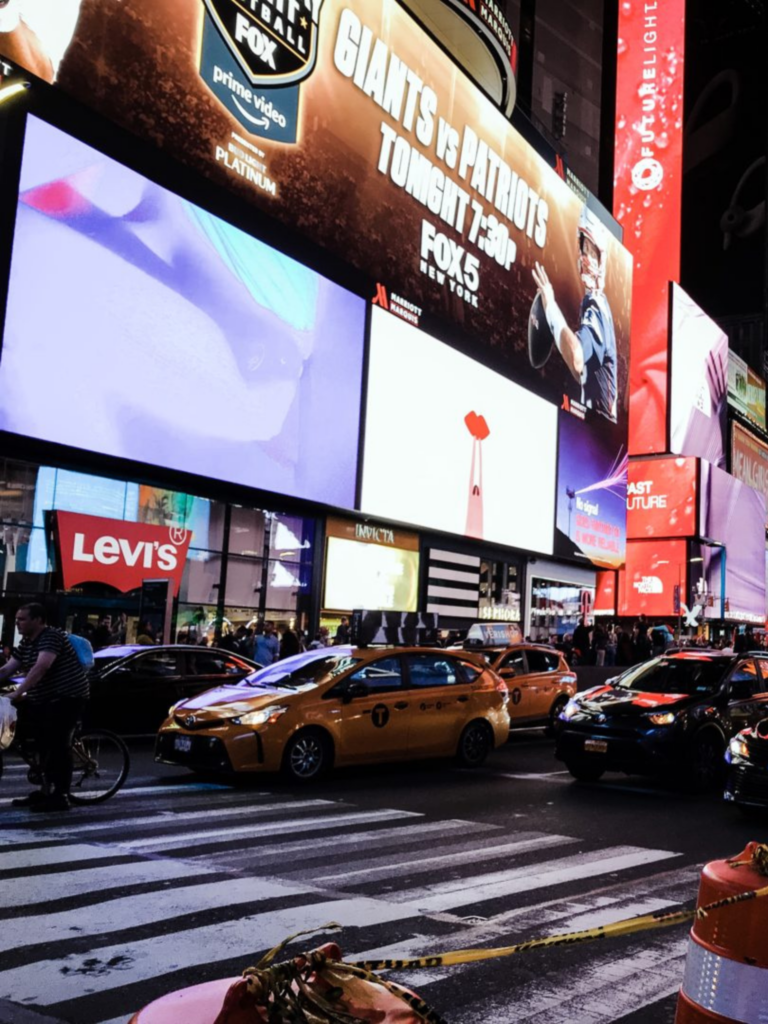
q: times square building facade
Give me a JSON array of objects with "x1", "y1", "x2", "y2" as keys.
[{"x1": 0, "y1": 0, "x2": 635, "y2": 649}]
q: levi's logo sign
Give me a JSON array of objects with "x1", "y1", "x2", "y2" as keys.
[
  {"x1": 72, "y1": 534, "x2": 180, "y2": 572},
  {"x1": 55, "y1": 512, "x2": 192, "y2": 597},
  {"x1": 203, "y1": 0, "x2": 324, "y2": 87}
]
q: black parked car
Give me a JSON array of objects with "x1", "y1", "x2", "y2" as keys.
[
  {"x1": 85, "y1": 645, "x2": 261, "y2": 734},
  {"x1": 725, "y1": 718, "x2": 768, "y2": 812},
  {"x1": 554, "y1": 650, "x2": 768, "y2": 790}
]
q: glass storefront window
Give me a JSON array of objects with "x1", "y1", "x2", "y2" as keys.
[
  {"x1": 224, "y1": 555, "x2": 263, "y2": 608},
  {"x1": 179, "y1": 551, "x2": 223, "y2": 605},
  {"x1": 175, "y1": 603, "x2": 220, "y2": 646},
  {"x1": 271, "y1": 514, "x2": 313, "y2": 559},
  {"x1": 0, "y1": 459, "x2": 37, "y2": 525},
  {"x1": 228, "y1": 506, "x2": 267, "y2": 557},
  {"x1": 479, "y1": 559, "x2": 521, "y2": 623},
  {"x1": 266, "y1": 559, "x2": 308, "y2": 612},
  {"x1": 530, "y1": 578, "x2": 594, "y2": 642}
]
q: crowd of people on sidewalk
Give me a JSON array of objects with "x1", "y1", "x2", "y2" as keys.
[
  {"x1": 555, "y1": 616, "x2": 766, "y2": 667},
  {"x1": 175, "y1": 617, "x2": 352, "y2": 666}
]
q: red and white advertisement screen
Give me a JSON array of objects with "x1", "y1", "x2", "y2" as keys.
[
  {"x1": 627, "y1": 457, "x2": 697, "y2": 539},
  {"x1": 594, "y1": 570, "x2": 617, "y2": 615},
  {"x1": 614, "y1": 0, "x2": 686, "y2": 455},
  {"x1": 622, "y1": 539, "x2": 687, "y2": 618}
]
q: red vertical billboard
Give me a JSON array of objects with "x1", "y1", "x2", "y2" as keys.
[
  {"x1": 622, "y1": 538, "x2": 687, "y2": 618},
  {"x1": 614, "y1": 0, "x2": 686, "y2": 455}
]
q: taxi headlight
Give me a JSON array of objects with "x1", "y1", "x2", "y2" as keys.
[
  {"x1": 562, "y1": 699, "x2": 580, "y2": 720},
  {"x1": 231, "y1": 705, "x2": 288, "y2": 728},
  {"x1": 647, "y1": 712, "x2": 676, "y2": 727},
  {"x1": 729, "y1": 736, "x2": 749, "y2": 758}
]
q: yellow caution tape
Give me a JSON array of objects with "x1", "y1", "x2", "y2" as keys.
[{"x1": 349, "y1": 882, "x2": 768, "y2": 972}]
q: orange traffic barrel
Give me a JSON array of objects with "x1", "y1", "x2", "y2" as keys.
[
  {"x1": 129, "y1": 942, "x2": 434, "y2": 1023},
  {"x1": 675, "y1": 842, "x2": 768, "y2": 1023},
  {"x1": 128, "y1": 977, "x2": 232, "y2": 1023}
]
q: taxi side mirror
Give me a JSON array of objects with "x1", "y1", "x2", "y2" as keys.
[
  {"x1": 499, "y1": 667, "x2": 516, "y2": 679},
  {"x1": 343, "y1": 681, "x2": 369, "y2": 703}
]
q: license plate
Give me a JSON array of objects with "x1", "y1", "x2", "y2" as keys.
[
  {"x1": 585, "y1": 739, "x2": 607, "y2": 754},
  {"x1": 174, "y1": 735, "x2": 193, "y2": 753}
]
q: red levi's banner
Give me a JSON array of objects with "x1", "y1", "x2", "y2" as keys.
[
  {"x1": 55, "y1": 512, "x2": 192, "y2": 596},
  {"x1": 614, "y1": 0, "x2": 686, "y2": 454}
]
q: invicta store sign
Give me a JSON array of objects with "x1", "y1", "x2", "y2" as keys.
[{"x1": 200, "y1": 0, "x2": 324, "y2": 142}]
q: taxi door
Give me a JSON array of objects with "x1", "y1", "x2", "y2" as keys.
[
  {"x1": 727, "y1": 658, "x2": 768, "y2": 734},
  {"x1": 522, "y1": 649, "x2": 563, "y2": 718},
  {"x1": 495, "y1": 648, "x2": 535, "y2": 720},
  {"x1": 337, "y1": 655, "x2": 412, "y2": 762},
  {"x1": 404, "y1": 653, "x2": 474, "y2": 755}
]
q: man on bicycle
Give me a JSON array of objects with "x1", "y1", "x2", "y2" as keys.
[{"x1": 0, "y1": 603, "x2": 89, "y2": 811}]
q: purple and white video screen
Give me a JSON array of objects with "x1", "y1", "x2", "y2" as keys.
[
  {"x1": 0, "y1": 117, "x2": 366, "y2": 507},
  {"x1": 698, "y1": 463, "x2": 766, "y2": 623}
]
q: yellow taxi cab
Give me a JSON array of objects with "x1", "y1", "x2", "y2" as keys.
[
  {"x1": 471, "y1": 643, "x2": 577, "y2": 733},
  {"x1": 155, "y1": 645, "x2": 511, "y2": 781}
]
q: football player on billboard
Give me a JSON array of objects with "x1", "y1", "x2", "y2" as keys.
[
  {"x1": 530, "y1": 204, "x2": 618, "y2": 423},
  {"x1": 0, "y1": 0, "x2": 82, "y2": 83}
]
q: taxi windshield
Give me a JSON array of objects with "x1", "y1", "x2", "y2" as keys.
[
  {"x1": 615, "y1": 657, "x2": 729, "y2": 696},
  {"x1": 240, "y1": 650, "x2": 360, "y2": 691}
]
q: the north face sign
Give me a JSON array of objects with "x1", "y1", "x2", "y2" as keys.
[{"x1": 202, "y1": 0, "x2": 324, "y2": 87}]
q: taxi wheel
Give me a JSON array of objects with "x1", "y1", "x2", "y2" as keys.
[
  {"x1": 544, "y1": 696, "x2": 569, "y2": 737},
  {"x1": 282, "y1": 729, "x2": 332, "y2": 783},
  {"x1": 565, "y1": 759, "x2": 604, "y2": 782},
  {"x1": 456, "y1": 721, "x2": 493, "y2": 768}
]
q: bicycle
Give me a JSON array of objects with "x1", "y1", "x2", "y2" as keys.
[{"x1": 0, "y1": 717, "x2": 130, "y2": 804}]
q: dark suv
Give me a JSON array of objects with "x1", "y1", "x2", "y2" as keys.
[{"x1": 554, "y1": 650, "x2": 768, "y2": 790}]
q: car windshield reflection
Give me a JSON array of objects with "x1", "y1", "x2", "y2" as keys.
[
  {"x1": 240, "y1": 649, "x2": 360, "y2": 690},
  {"x1": 615, "y1": 657, "x2": 729, "y2": 696}
]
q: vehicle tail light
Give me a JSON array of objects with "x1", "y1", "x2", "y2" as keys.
[{"x1": 495, "y1": 679, "x2": 509, "y2": 704}]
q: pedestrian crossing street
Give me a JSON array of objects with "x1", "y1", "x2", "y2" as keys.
[{"x1": 0, "y1": 763, "x2": 698, "y2": 1024}]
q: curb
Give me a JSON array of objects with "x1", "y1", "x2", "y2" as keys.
[{"x1": 0, "y1": 1002, "x2": 68, "y2": 1024}]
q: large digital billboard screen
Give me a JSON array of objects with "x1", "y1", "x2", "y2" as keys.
[
  {"x1": 698, "y1": 463, "x2": 766, "y2": 623},
  {"x1": 554, "y1": 412, "x2": 626, "y2": 569},
  {"x1": 669, "y1": 284, "x2": 727, "y2": 468},
  {"x1": 3, "y1": 0, "x2": 632, "y2": 432},
  {"x1": 622, "y1": 539, "x2": 687, "y2": 619},
  {"x1": 0, "y1": 116, "x2": 366, "y2": 508},
  {"x1": 626, "y1": 457, "x2": 698, "y2": 539},
  {"x1": 361, "y1": 306, "x2": 557, "y2": 553},
  {"x1": 324, "y1": 538, "x2": 419, "y2": 612},
  {"x1": 732, "y1": 422, "x2": 768, "y2": 528},
  {"x1": 614, "y1": 0, "x2": 685, "y2": 454}
]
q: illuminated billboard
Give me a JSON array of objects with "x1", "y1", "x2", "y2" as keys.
[
  {"x1": 614, "y1": 0, "x2": 686, "y2": 454},
  {"x1": 0, "y1": 117, "x2": 366, "y2": 508},
  {"x1": 324, "y1": 517, "x2": 419, "y2": 612},
  {"x1": 669, "y1": 284, "x2": 727, "y2": 468},
  {"x1": 554, "y1": 412, "x2": 626, "y2": 569},
  {"x1": 626, "y1": 457, "x2": 697, "y2": 539},
  {"x1": 728, "y1": 352, "x2": 766, "y2": 431},
  {"x1": 732, "y1": 422, "x2": 768, "y2": 528},
  {"x1": 699, "y1": 462, "x2": 766, "y2": 623},
  {"x1": 361, "y1": 306, "x2": 557, "y2": 553},
  {"x1": 4, "y1": 0, "x2": 632, "y2": 431},
  {"x1": 622, "y1": 539, "x2": 687, "y2": 618}
]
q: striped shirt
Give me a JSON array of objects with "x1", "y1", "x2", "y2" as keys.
[{"x1": 13, "y1": 627, "x2": 89, "y2": 705}]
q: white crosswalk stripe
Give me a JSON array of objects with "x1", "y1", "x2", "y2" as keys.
[{"x1": 0, "y1": 783, "x2": 694, "y2": 1024}]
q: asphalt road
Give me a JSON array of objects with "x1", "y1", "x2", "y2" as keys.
[{"x1": 1, "y1": 730, "x2": 765, "y2": 1024}]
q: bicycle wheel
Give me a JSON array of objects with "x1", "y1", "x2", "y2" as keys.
[{"x1": 69, "y1": 729, "x2": 130, "y2": 804}]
